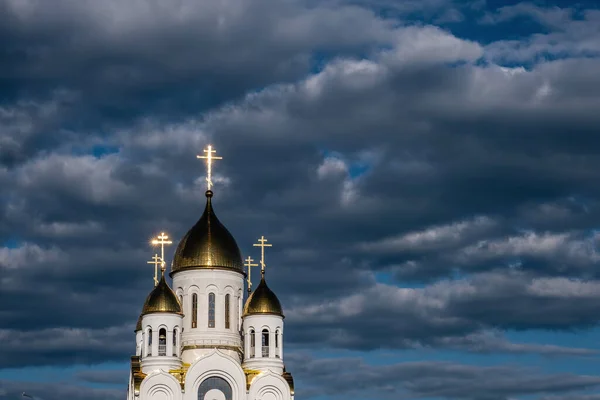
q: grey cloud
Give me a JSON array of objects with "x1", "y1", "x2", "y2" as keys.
[
  {"x1": 482, "y1": 4, "x2": 600, "y2": 63},
  {"x1": 0, "y1": 379, "x2": 123, "y2": 400},
  {"x1": 539, "y1": 395, "x2": 600, "y2": 400},
  {"x1": 0, "y1": 0, "x2": 397, "y2": 142},
  {"x1": 286, "y1": 353, "x2": 600, "y2": 400},
  {"x1": 0, "y1": 326, "x2": 132, "y2": 368},
  {"x1": 285, "y1": 271, "x2": 600, "y2": 350},
  {"x1": 435, "y1": 331, "x2": 597, "y2": 356},
  {"x1": 191, "y1": 46, "x2": 600, "y2": 280},
  {"x1": 358, "y1": 216, "x2": 498, "y2": 254},
  {"x1": 479, "y1": 2, "x2": 576, "y2": 28},
  {"x1": 74, "y1": 369, "x2": 128, "y2": 385},
  {"x1": 382, "y1": 227, "x2": 600, "y2": 281},
  {"x1": 0, "y1": 90, "x2": 78, "y2": 167},
  {"x1": 1, "y1": 1, "x2": 600, "y2": 388}
]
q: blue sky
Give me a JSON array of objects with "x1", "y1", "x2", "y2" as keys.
[{"x1": 2, "y1": 0, "x2": 600, "y2": 399}]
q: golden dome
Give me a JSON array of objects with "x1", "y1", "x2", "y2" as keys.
[
  {"x1": 135, "y1": 314, "x2": 142, "y2": 331},
  {"x1": 171, "y1": 190, "x2": 243, "y2": 275},
  {"x1": 243, "y1": 276, "x2": 284, "y2": 317},
  {"x1": 141, "y1": 273, "x2": 182, "y2": 316}
]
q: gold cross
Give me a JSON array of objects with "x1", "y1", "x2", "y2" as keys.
[
  {"x1": 244, "y1": 256, "x2": 259, "y2": 294},
  {"x1": 253, "y1": 236, "x2": 272, "y2": 276},
  {"x1": 196, "y1": 144, "x2": 222, "y2": 191},
  {"x1": 147, "y1": 254, "x2": 162, "y2": 286},
  {"x1": 151, "y1": 232, "x2": 172, "y2": 267}
]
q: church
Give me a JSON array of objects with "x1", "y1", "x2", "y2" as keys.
[{"x1": 127, "y1": 146, "x2": 294, "y2": 400}]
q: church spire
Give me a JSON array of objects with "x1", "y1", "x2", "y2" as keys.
[{"x1": 171, "y1": 145, "x2": 243, "y2": 275}]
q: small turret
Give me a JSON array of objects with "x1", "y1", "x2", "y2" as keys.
[
  {"x1": 138, "y1": 262, "x2": 184, "y2": 374},
  {"x1": 242, "y1": 236, "x2": 285, "y2": 373}
]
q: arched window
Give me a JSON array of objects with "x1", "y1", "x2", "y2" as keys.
[
  {"x1": 173, "y1": 328, "x2": 177, "y2": 356},
  {"x1": 249, "y1": 329, "x2": 255, "y2": 358},
  {"x1": 191, "y1": 293, "x2": 198, "y2": 328},
  {"x1": 147, "y1": 329, "x2": 152, "y2": 356},
  {"x1": 262, "y1": 329, "x2": 269, "y2": 357},
  {"x1": 225, "y1": 294, "x2": 231, "y2": 329},
  {"x1": 208, "y1": 292, "x2": 215, "y2": 328},
  {"x1": 198, "y1": 376, "x2": 232, "y2": 400},
  {"x1": 158, "y1": 328, "x2": 166, "y2": 356},
  {"x1": 275, "y1": 328, "x2": 280, "y2": 358}
]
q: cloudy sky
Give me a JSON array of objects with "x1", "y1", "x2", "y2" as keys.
[{"x1": 1, "y1": 0, "x2": 600, "y2": 399}]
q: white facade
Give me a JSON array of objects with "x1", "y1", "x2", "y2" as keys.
[
  {"x1": 173, "y1": 269, "x2": 245, "y2": 364},
  {"x1": 140, "y1": 313, "x2": 183, "y2": 374},
  {"x1": 128, "y1": 271, "x2": 294, "y2": 400},
  {"x1": 242, "y1": 314, "x2": 284, "y2": 374}
]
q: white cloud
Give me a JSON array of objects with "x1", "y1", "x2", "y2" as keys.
[
  {"x1": 0, "y1": 243, "x2": 65, "y2": 270},
  {"x1": 455, "y1": 231, "x2": 600, "y2": 267},
  {"x1": 360, "y1": 216, "x2": 496, "y2": 253},
  {"x1": 380, "y1": 25, "x2": 483, "y2": 66},
  {"x1": 15, "y1": 154, "x2": 133, "y2": 205},
  {"x1": 483, "y1": 5, "x2": 600, "y2": 63},
  {"x1": 317, "y1": 156, "x2": 348, "y2": 179}
]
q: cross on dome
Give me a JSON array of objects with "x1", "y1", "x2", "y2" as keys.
[
  {"x1": 151, "y1": 232, "x2": 172, "y2": 266},
  {"x1": 253, "y1": 235, "x2": 272, "y2": 276},
  {"x1": 244, "y1": 256, "x2": 259, "y2": 294},
  {"x1": 196, "y1": 144, "x2": 222, "y2": 191},
  {"x1": 147, "y1": 254, "x2": 162, "y2": 286}
]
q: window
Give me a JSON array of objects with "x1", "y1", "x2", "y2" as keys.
[
  {"x1": 262, "y1": 329, "x2": 269, "y2": 357},
  {"x1": 208, "y1": 293, "x2": 215, "y2": 328},
  {"x1": 197, "y1": 376, "x2": 232, "y2": 400},
  {"x1": 147, "y1": 329, "x2": 152, "y2": 356},
  {"x1": 158, "y1": 328, "x2": 166, "y2": 356},
  {"x1": 173, "y1": 329, "x2": 177, "y2": 356},
  {"x1": 249, "y1": 329, "x2": 255, "y2": 358},
  {"x1": 192, "y1": 293, "x2": 198, "y2": 328},
  {"x1": 225, "y1": 294, "x2": 231, "y2": 329},
  {"x1": 275, "y1": 328, "x2": 280, "y2": 358}
]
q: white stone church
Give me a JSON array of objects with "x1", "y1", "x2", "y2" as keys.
[{"x1": 127, "y1": 150, "x2": 294, "y2": 400}]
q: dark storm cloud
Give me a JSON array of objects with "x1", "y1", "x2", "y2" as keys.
[
  {"x1": 74, "y1": 369, "x2": 127, "y2": 385},
  {"x1": 0, "y1": 0, "x2": 396, "y2": 159},
  {"x1": 481, "y1": 3, "x2": 600, "y2": 62},
  {"x1": 200, "y1": 50, "x2": 600, "y2": 259},
  {"x1": 0, "y1": 326, "x2": 131, "y2": 368},
  {"x1": 286, "y1": 353, "x2": 600, "y2": 400},
  {"x1": 1, "y1": 3, "x2": 600, "y2": 396},
  {"x1": 0, "y1": 380, "x2": 122, "y2": 400},
  {"x1": 540, "y1": 395, "x2": 600, "y2": 400},
  {"x1": 285, "y1": 271, "x2": 600, "y2": 351}
]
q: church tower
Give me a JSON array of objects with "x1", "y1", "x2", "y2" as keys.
[
  {"x1": 242, "y1": 237, "x2": 285, "y2": 374},
  {"x1": 127, "y1": 145, "x2": 294, "y2": 400},
  {"x1": 140, "y1": 264, "x2": 184, "y2": 374}
]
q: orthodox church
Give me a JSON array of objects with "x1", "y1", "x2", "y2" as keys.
[{"x1": 127, "y1": 146, "x2": 294, "y2": 400}]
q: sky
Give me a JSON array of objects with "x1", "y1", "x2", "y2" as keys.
[{"x1": 1, "y1": 0, "x2": 600, "y2": 399}]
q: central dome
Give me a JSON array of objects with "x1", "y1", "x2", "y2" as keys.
[{"x1": 171, "y1": 190, "x2": 244, "y2": 275}]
